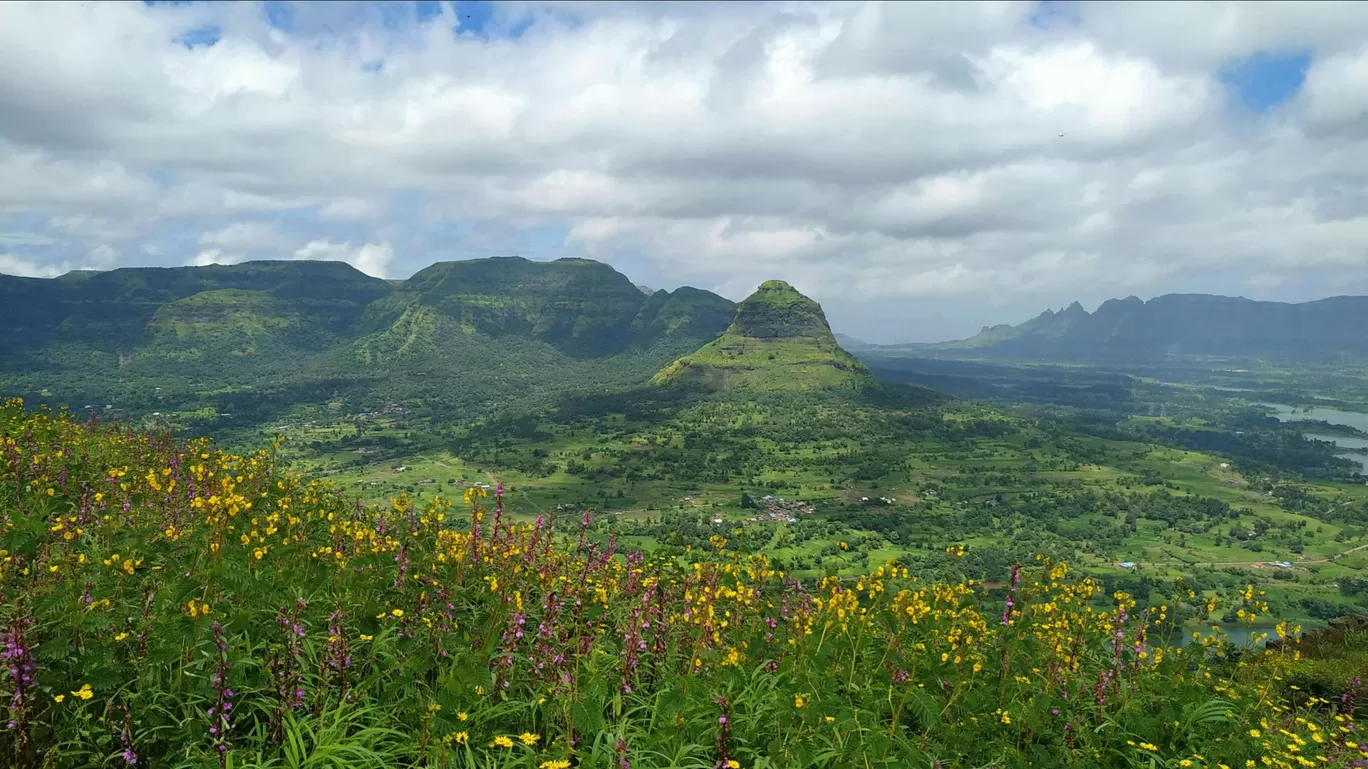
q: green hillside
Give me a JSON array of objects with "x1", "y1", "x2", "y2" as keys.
[
  {"x1": 652, "y1": 280, "x2": 875, "y2": 391},
  {"x1": 359, "y1": 257, "x2": 657, "y2": 357},
  {"x1": 0, "y1": 257, "x2": 736, "y2": 429},
  {"x1": 0, "y1": 260, "x2": 393, "y2": 367}
]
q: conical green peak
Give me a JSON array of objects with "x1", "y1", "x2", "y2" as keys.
[
  {"x1": 731, "y1": 280, "x2": 832, "y2": 341},
  {"x1": 649, "y1": 280, "x2": 874, "y2": 391}
]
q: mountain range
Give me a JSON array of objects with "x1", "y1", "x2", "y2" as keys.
[
  {"x1": 861, "y1": 294, "x2": 1368, "y2": 363},
  {"x1": 8, "y1": 255, "x2": 1368, "y2": 433},
  {"x1": 0, "y1": 258, "x2": 865, "y2": 428}
]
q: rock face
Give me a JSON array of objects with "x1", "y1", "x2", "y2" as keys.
[{"x1": 651, "y1": 280, "x2": 875, "y2": 391}]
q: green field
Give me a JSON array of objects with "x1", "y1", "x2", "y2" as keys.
[{"x1": 242, "y1": 380, "x2": 1368, "y2": 629}]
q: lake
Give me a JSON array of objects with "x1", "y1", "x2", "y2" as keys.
[{"x1": 1257, "y1": 403, "x2": 1368, "y2": 473}]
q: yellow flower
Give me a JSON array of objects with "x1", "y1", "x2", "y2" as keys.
[
  {"x1": 491, "y1": 736, "x2": 514, "y2": 748},
  {"x1": 454, "y1": 731, "x2": 468, "y2": 745},
  {"x1": 1180, "y1": 761, "x2": 1194, "y2": 768},
  {"x1": 825, "y1": 716, "x2": 835, "y2": 723},
  {"x1": 727, "y1": 761, "x2": 740, "y2": 769},
  {"x1": 71, "y1": 684, "x2": 93, "y2": 701},
  {"x1": 541, "y1": 761, "x2": 571, "y2": 769},
  {"x1": 391, "y1": 608, "x2": 404, "y2": 618},
  {"x1": 794, "y1": 694, "x2": 807, "y2": 709},
  {"x1": 519, "y1": 732, "x2": 540, "y2": 746},
  {"x1": 1250, "y1": 729, "x2": 1261, "y2": 738},
  {"x1": 457, "y1": 711, "x2": 468, "y2": 721},
  {"x1": 53, "y1": 694, "x2": 65, "y2": 703},
  {"x1": 359, "y1": 634, "x2": 374, "y2": 642},
  {"x1": 427, "y1": 703, "x2": 441, "y2": 712},
  {"x1": 114, "y1": 632, "x2": 129, "y2": 642}
]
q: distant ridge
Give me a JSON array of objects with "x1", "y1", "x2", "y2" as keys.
[
  {"x1": 651, "y1": 280, "x2": 874, "y2": 391},
  {"x1": 871, "y1": 293, "x2": 1368, "y2": 362}
]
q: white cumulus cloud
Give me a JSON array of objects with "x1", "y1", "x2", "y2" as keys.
[
  {"x1": 0, "y1": 1, "x2": 1366, "y2": 340},
  {"x1": 292, "y1": 239, "x2": 396, "y2": 278}
]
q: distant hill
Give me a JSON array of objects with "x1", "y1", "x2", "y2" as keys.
[
  {"x1": 0, "y1": 260, "x2": 393, "y2": 369},
  {"x1": 833, "y1": 332, "x2": 874, "y2": 351},
  {"x1": 652, "y1": 280, "x2": 874, "y2": 391},
  {"x1": 0, "y1": 257, "x2": 736, "y2": 425},
  {"x1": 356, "y1": 256, "x2": 691, "y2": 359},
  {"x1": 871, "y1": 293, "x2": 1368, "y2": 362}
]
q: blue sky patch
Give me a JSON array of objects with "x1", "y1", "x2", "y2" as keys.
[
  {"x1": 451, "y1": 1, "x2": 494, "y2": 35},
  {"x1": 1220, "y1": 50, "x2": 1311, "y2": 112},
  {"x1": 146, "y1": 167, "x2": 176, "y2": 187},
  {"x1": 264, "y1": 1, "x2": 295, "y2": 32},
  {"x1": 415, "y1": 0, "x2": 446, "y2": 25},
  {"x1": 176, "y1": 24, "x2": 221, "y2": 49},
  {"x1": 1029, "y1": 1, "x2": 1081, "y2": 30}
]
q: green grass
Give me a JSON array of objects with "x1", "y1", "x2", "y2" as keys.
[
  {"x1": 250, "y1": 388, "x2": 1368, "y2": 624},
  {"x1": 5, "y1": 399, "x2": 1365, "y2": 768}
]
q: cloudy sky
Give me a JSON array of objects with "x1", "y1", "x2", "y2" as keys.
[{"x1": 2, "y1": 1, "x2": 1366, "y2": 342}]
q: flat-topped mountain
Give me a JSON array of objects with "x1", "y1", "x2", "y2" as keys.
[
  {"x1": 0, "y1": 257, "x2": 737, "y2": 421},
  {"x1": 872, "y1": 293, "x2": 1368, "y2": 362},
  {"x1": 0, "y1": 260, "x2": 394, "y2": 368},
  {"x1": 651, "y1": 280, "x2": 874, "y2": 391},
  {"x1": 357, "y1": 256, "x2": 697, "y2": 359}
]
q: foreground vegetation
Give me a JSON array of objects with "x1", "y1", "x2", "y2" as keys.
[{"x1": 2, "y1": 399, "x2": 1365, "y2": 768}]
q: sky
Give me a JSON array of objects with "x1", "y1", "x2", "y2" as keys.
[{"x1": 1, "y1": 1, "x2": 1366, "y2": 343}]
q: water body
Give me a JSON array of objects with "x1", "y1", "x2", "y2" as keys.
[
  {"x1": 1305, "y1": 434, "x2": 1368, "y2": 452},
  {"x1": 1257, "y1": 403, "x2": 1368, "y2": 473}
]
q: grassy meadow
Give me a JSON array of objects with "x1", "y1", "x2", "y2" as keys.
[
  {"x1": 5, "y1": 398, "x2": 1365, "y2": 767},
  {"x1": 247, "y1": 388, "x2": 1368, "y2": 630}
]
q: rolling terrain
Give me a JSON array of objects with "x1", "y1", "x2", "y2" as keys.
[{"x1": 1, "y1": 261, "x2": 1366, "y2": 630}]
